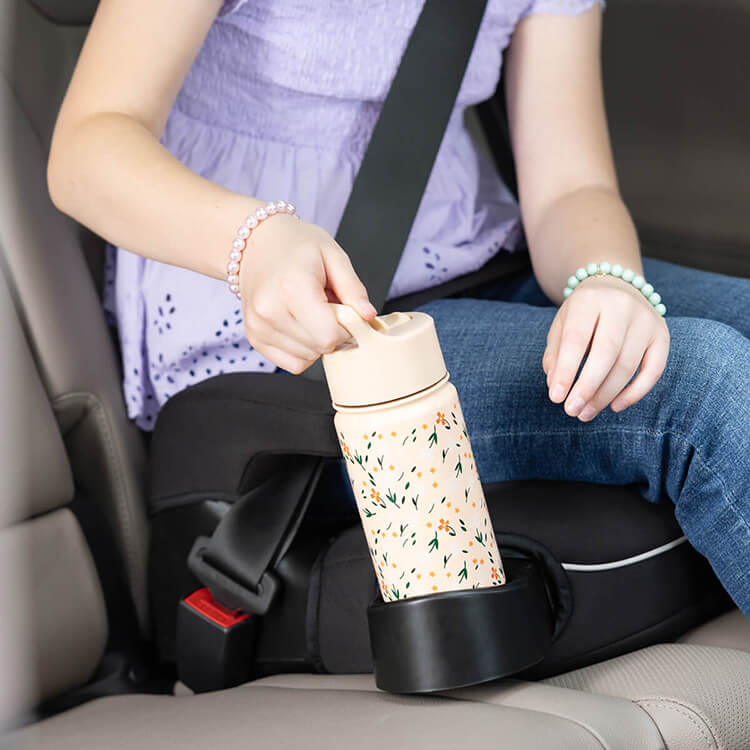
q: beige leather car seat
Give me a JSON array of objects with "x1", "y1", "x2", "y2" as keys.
[{"x1": 0, "y1": 0, "x2": 150, "y2": 635}]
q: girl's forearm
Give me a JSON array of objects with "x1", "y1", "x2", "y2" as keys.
[
  {"x1": 525, "y1": 184, "x2": 644, "y2": 306},
  {"x1": 47, "y1": 111, "x2": 265, "y2": 280}
]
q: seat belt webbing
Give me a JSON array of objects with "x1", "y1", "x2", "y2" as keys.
[{"x1": 335, "y1": 0, "x2": 489, "y2": 313}]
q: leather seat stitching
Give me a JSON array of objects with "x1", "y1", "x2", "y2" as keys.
[
  {"x1": 637, "y1": 699, "x2": 717, "y2": 750},
  {"x1": 425, "y1": 693, "x2": 607, "y2": 749}
]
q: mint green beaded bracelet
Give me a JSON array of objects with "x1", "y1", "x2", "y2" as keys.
[{"x1": 563, "y1": 262, "x2": 667, "y2": 316}]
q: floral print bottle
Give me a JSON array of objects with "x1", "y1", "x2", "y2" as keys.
[{"x1": 322, "y1": 304, "x2": 505, "y2": 602}]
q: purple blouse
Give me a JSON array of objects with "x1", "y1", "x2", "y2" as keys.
[{"x1": 104, "y1": 0, "x2": 604, "y2": 430}]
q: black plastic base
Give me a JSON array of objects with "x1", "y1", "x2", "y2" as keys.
[{"x1": 367, "y1": 557, "x2": 553, "y2": 693}]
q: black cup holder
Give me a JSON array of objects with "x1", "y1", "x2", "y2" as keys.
[{"x1": 367, "y1": 557, "x2": 553, "y2": 693}]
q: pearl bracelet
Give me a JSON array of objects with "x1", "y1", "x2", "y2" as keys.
[
  {"x1": 563, "y1": 262, "x2": 667, "y2": 316},
  {"x1": 226, "y1": 200, "x2": 298, "y2": 299}
]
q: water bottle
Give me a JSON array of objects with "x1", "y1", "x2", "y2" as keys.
[
  {"x1": 321, "y1": 304, "x2": 505, "y2": 600},
  {"x1": 322, "y1": 304, "x2": 552, "y2": 693}
]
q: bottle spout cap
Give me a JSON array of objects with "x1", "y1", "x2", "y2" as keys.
[{"x1": 321, "y1": 304, "x2": 447, "y2": 408}]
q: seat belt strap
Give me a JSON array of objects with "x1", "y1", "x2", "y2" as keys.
[{"x1": 335, "y1": 0, "x2": 489, "y2": 313}]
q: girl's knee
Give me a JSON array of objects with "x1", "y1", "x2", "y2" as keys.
[
  {"x1": 668, "y1": 317, "x2": 748, "y2": 376},
  {"x1": 664, "y1": 317, "x2": 748, "y2": 413}
]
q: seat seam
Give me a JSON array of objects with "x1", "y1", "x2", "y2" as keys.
[
  {"x1": 0, "y1": 72, "x2": 46, "y2": 154},
  {"x1": 632, "y1": 703, "x2": 669, "y2": 750},
  {"x1": 53, "y1": 391, "x2": 145, "y2": 624},
  {"x1": 637, "y1": 699, "x2": 718, "y2": 750}
]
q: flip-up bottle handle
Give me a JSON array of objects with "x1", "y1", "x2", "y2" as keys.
[
  {"x1": 323, "y1": 304, "x2": 443, "y2": 405},
  {"x1": 329, "y1": 303, "x2": 386, "y2": 347}
]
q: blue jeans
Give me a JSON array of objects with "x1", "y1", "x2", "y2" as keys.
[{"x1": 315, "y1": 257, "x2": 750, "y2": 618}]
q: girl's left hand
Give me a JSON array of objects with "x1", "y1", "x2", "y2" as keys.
[{"x1": 542, "y1": 275, "x2": 670, "y2": 421}]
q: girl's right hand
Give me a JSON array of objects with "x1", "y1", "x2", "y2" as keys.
[{"x1": 238, "y1": 211, "x2": 377, "y2": 373}]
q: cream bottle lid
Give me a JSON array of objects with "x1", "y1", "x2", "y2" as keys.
[{"x1": 321, "y1": 304, "x2": 447, "y2": 408}]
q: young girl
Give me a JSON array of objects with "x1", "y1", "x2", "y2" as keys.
[{"x1": 47, "y1": 0, "x2": 749, "y2": 620}]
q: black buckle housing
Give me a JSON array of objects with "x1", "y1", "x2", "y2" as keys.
[
  {"x1": 174, "y1": 457, "x2": 325, "y2": 692},
  {"x1": 177, "y1": 587, "x2": 258, "y2": 693}
]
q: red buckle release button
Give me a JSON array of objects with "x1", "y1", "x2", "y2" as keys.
[{"x1": 184, "y1": 587, "x2": 250, "y2": 628}]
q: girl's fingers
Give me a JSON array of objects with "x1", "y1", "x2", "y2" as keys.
[
  {"x1": 321, "y1": 244, "x2": 377, "y2": 319},
  {"x1": 610, "y1": 332, "x2": 670, "y2": 412},
  {"x1": 244, "y1": 304, "x2": 319, "y2": 362},
  {"x1": 548, "y1": 301, "x2": 599, "y2": 404},
  {"x1": 258, "y1": 325, "x2": 319, "y2": 362},
  {"x1": 563, "y1": 311, "x2": 627, "y2": 417},
  {"x1": 574, "y1": 325, "x2": 649, "y2": 420},
  {"x1": 247, "y1": 283, "x2": 330, "y2": 359},
  {"x1": 251, "y1": 341, "x2": 315, "y2": 375},
  {"x1": 542, "y1": 314, "x2": 562, "y2": 387},
  {"x1": 287, "y1": 280, "x2": 352, "y2": 354}
]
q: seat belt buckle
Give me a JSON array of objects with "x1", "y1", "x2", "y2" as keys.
[{"x1": 176, "y1": 587, "x2": 259, "y2": 693}]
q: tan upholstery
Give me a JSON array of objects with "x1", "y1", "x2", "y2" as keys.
[
  {"x1": 0, "y1": 273, "x2": 107, "y2": 724},
  {"x1": 8, "y1": 681, "x2": 624, "y2": 750},
  {"x1": 0, "y1": 510, "x2": 107, "y2": 723},
  {"x1": 255, "y1": 673, "x2": 665, "y2": 750},
  {"x1": 0, "y1": 270, "x2": 73, "y2": 528},
  {"x1": 678, "y1": 609, "x2": 750, "y2": 654},
  {"x1": 0, "y1": 0, "x2": 150, "y2": 633},
  {"x1": 546, "y1": 644, "x2": 750, "y2": 750}
]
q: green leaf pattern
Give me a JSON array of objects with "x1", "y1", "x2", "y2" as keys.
[{"x1": 338, "y1": 393, "x2": 505, "y2": 602}]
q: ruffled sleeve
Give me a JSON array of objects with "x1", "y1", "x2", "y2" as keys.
[
  {"x1": 217, "y1": 0, "x2": 249, "y2": 16},
  {"x1": 520, "y1": 0, "x2": 605, "y2": 20}
]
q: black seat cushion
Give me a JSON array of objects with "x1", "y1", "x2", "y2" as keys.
[{"x1": 148, "y1": 372, "x2": 731, "y2": 678}]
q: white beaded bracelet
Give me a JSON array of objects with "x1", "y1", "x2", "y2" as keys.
[
  {"x1": 563, "y1": 262, "x2": 667, "y2": 316},
  {"x1": 226, "y1": 200, "x2": 298, "y2": 299}
]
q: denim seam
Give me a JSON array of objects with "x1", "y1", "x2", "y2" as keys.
[{"x1": 472, "y1": 425, "x2": 750, "y2": 541}]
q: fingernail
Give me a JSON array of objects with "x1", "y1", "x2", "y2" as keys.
[
  {"x1": 566, "y1": 396, "x2": 585, "y2": 415},
  {"x1": 610, "y1": 399, "x2": 625, "y2": 412},
  {"x1": 359, "y1": 299, "x2": 377, "y2": 317},
  {"x1": 550, "y1": 384, "x2": 565, "y2": 401},
  {"x1": 579, "y1": 405, "x2": 596, "y2": 421}
]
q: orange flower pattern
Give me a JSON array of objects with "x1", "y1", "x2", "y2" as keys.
[{"x1": 337, "y1": 390, "x2": 505, "y2": 601}]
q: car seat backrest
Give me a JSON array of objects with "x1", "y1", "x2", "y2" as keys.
[
  {"x1": 0, "y1": 269, "x2": 107, "y2": 728},
  {"x1": 603, "y1": 0, "x2": 750, "y2": 273},
  {"x1": 0, "y1": 0, "x2": 150, "y2": 633}
]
